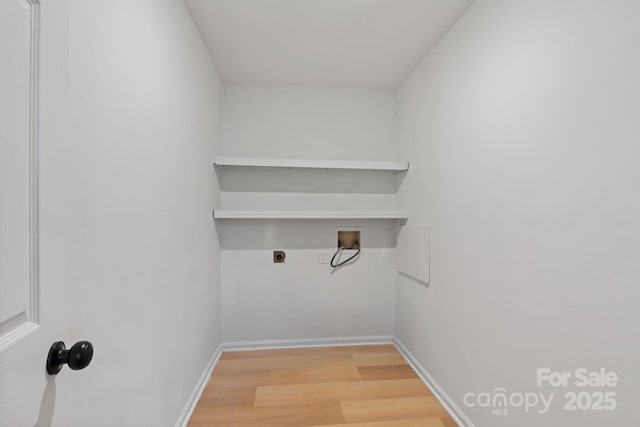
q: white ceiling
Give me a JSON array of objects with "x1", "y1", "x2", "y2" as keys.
[{"x1": 185, "y1": 0, "x2": 472, "y2": 89}]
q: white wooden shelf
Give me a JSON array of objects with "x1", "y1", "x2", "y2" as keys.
[
  {"x1": 214, "y1": 156, "x2": 409, "y2": 172},
  {"x1": 213, "y1": 156, "x2": 409, "y2": 221},
  {"x1": 213, "y1": 210, "x2": 409, "y2": 220}
]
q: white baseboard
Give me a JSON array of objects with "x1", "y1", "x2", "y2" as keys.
[
  {"x1": 221, "y1": 335, "x2": 394, "y2": 352},
  {"x1": 394, "y1": 338, "x2": 475, "y2": 427},
  {"x1": 174, "y1": 344, "x2": 223, "y2": 427}
]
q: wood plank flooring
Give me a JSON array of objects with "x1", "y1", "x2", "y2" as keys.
[{"x1": 188, "y1": 345, "x2": 457, "y2": 427}]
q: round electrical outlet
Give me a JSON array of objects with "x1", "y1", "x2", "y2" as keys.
[{"x1": 273, "y1": 251, "x2": 286, "y2": 263}]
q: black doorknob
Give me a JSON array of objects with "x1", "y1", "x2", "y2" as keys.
[{"x1": 46, "y1": 341, "x2": 94, "y2": 375}]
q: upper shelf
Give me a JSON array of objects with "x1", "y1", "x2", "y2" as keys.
[
  {"x1": 214, "y1": 156, "x2": 409, "y2": 172},
  {"x1": 213, "y1": 209, "x2": 409, "y2": 220}
]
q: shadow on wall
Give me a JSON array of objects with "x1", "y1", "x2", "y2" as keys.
[
  {"x1": 34, "y1": 374, "x2": 56, "y2": 427},
  {"x1": 216, "y1": 168, "x2": 407, "y2": 194},
  {"x1": 218, "y1": 219, "x2": 400, "y2": 250}
]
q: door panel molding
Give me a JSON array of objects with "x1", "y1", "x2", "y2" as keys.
[
  {"x1": 0, "y1": 0, "x2": 40, "y2": 348},
  {"x1": 0, "y1": 3, "x2": 50, "y2": 424},
  {"x1": 27, "y1": 0, "x2": 40, "y2": 325}
]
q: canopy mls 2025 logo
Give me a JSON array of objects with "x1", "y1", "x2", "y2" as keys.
[{"x1": 463, "y1": 368, "x2": 617, "y2": 417}]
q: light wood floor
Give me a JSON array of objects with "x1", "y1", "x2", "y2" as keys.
[{"x1": 188, "y1": 344, "x2": 457, "y2": 427}]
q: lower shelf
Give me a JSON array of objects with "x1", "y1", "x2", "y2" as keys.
[{"x1": 212, "y1": 210, "x2": 409, "y2": 220}]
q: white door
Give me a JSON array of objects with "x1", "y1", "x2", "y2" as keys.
[{"x1": 1, "y1": 1, "x2": 85, "y2": 426}]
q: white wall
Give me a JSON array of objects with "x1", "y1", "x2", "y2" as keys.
[
  {"x1": 219, "y1": 83, "x2": 398, "y2": 342},
  {"x1": 220, "y1": 83, "x2": 397, "y2": 160},
  {"x1": 220, "y1": 220, "x2": 396, "y2": 342},
  {"x1": 396, "y1": 1, "x2": 640, "y2": 426},
  {"x1": 39, "y1": 1, "x2": 223, "y2": 425}
]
